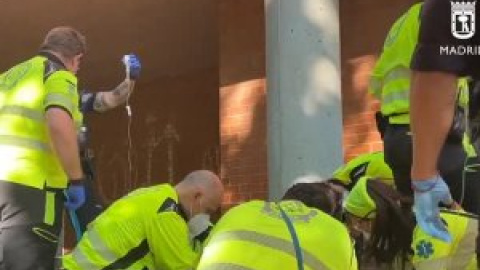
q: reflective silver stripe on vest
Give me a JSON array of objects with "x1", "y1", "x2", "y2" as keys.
[
  {"x1": 71, "y1": 246, "x2": 99, "y2": 270},
  {"x1": 200, "y1": 263, "x2": 256, "y2": 270},
  {"x1": 0, "y1": 105, "x2": 44, "y2": 122},
  {"x1": 71, "y1": 228, "x2": 119, "y2": 269},
  {"x1": 370, "y1": 68, "x2": 410, "y2": 100},
  {"x1": 45, "y1": 93, "x2": 75, "y2": 112},
  {"x1": 0, "y1": 135, "x2": 50, "y2": 152},
  {"x1": 211, "y1": 230, "x2": 328, "y2": 270},
  {"x1": 414, "y1": 257, "x2": 450, "y2": 270},
  {"x1": 450, "y1": 218, "x2": 478, "y2": 269},
  {"x1": 382, "y1": 89, "x2": 409, "y2": 105},
  {"x1": 384, "y1": 67, "x2": 410, "y2": 83},
  {"x1": 381, "y1": 67, "x2": 410, "y2": 105},
  {"x1": 369, "y1": 78, "x2": 382, "y2": 98},
  {"x1": 88, "y1": 228, "x2": 118, "y2": 262}
]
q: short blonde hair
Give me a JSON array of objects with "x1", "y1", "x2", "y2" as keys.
[{"x1": 40, "y1": 26, "x2": 86, "y2": 58}]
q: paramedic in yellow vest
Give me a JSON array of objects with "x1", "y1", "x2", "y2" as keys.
[
  {"x1": 197, "y1": 181, "x2": 358, "y2": 270},
  {"x1": 368, "y1": 3, "x2": 480, "y2": 215},
  {"x1": 332, "y1": 151, "x2": 393, "y2": 189},
  {"x1": 344, "y1": 177, "x2": 478, "y2": 269},
  {"x1": 63, "y1": 170, "x2": 224, "y2": 270},
  {"x1": 0, "y1": 27, "x2": 88, "y2": 269}
]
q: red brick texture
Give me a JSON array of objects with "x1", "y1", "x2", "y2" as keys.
[
  {"x1": 340, "y1": 0, "x2": 419, "y2": 162},
  {"x1": 219, "y1": 0, "x2": 267, "y2": 209},
  {"x1": 219, "y1": 0, "x2": 421, "y2": 211}
]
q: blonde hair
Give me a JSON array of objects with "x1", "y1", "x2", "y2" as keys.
[{"x1": 40, "y1": 26, "x2": 86, "y2": 58}]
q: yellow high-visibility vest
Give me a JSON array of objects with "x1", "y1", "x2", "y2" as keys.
[
  {"x1": 368, "y1": 3, "x2": 422, "y2": 125},
  {"x1": 63, "y1": 184, "x2": 199, "y2": 270},
  {"x1": 412, "y1": 210, "x2": 478, "y2": 270},
  {"x1": 369, "y1": 3, "x2": 476, "y2": 155},
  {"x1": 198, "y1": 200, "x2": 358, "y2": 270},
  {"x1": 0, "y1": 56, "x2": 82, "y2": 189}
]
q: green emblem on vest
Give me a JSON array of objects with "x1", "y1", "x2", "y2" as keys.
[{"x1": 416, "y1": 240, "x2": 434, "y2": 259}]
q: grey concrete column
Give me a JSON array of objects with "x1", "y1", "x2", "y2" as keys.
[{"x1": 265, "y1": 0, "x2": 343, "y2": 199}]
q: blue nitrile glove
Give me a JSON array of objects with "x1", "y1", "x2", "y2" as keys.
[
  {"x1": 65, "y1": 179, "x2": 86, "y2": 211},
  {"x1": 122, "y1": 54, "x2": 141, "y2": 80},
  {"x1": 412, "y1": 175, "x2": 453, "y2": 242}
]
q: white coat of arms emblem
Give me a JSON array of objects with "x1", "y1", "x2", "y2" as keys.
[{"x1": 451, "y1": 1, "x2": 476, "y2": 39}]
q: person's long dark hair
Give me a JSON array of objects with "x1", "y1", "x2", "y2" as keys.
[
  {"x1": 365, "y1": 179, "x2": 415, "y2": 267},
  {"x1": 282, "y1": 180, "x2": 345, "y2": 220}
]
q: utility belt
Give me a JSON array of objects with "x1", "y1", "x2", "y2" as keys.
[
  {"x1": 375, "y1": 112, "x2": 408, "y2": 138},
  {"x1": 377, "y1": 106, "x2": 465, "y2": 144},
  {"x1": 386, "y1": 112, "x2": 409, "y2": 125}
]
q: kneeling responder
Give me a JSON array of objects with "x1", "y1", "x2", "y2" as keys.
[
  {"x1": 63, "y1": 170, "x2": 224, "y2": 270},
  {"x1": 344, "y1": 177, "x2": 478, "y2": 269},
  {"x1": 197, "y1": 181, "x2": 358, "y2": 270}
]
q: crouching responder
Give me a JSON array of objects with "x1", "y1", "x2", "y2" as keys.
[
  {"x1": 197, "y1": 181, "x2": 358, "y2": 270},
  {"x1": 344, "y1": 177, "x2": 478, "y2": 269},
  {"x1": 70, "y1": 53, "x2": 142, "y2": 238},
  {"x1": 330, "y1": 151, "x2": 394, "y2": 261},
  {"x1": 332, "y1": 151, "x2": 394, "y2": 190},
  {"x1": 63, "y1": 170, "x2": 224, "y2": 270}
]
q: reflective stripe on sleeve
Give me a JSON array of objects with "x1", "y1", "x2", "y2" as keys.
[{"x1": 45, "y1": 93, "x2": 75, "y2": 113}]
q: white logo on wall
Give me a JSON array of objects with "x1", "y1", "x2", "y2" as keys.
[{"x1": 451, "y1": 1, "x2": 476, "y2": 39}]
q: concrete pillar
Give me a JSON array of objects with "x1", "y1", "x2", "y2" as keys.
[{"x1": 265, "y1": 0, "x2": 343, "y2": 199}]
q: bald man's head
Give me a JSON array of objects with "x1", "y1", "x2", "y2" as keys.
[{"x1": 176, "y1": 170, "x2": 223, "y2": 219}]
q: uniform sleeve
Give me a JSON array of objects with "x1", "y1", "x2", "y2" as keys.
[
  {"x1": 44, "y1": 70, "x2": 80, "y2": 117},
  {"x1": 334, "y1": 159, "x2": 371, "y2": 190},
  {"x1": 411, "y1": 0, "x2": 478, "y2": 77},
  {"x1": 332, "y1": 165, "x2": 351, "y2": 187},
  {"x1": 80, "y1": 92, "x2": 97, "y2": 113},
  {"x1": 146, "y1": 212, "x2": 199, "y2": 270}
]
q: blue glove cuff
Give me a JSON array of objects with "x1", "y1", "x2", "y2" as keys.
[
  {"x1": 69, "y1": 177, "x2": 86, "y2": 186},
  {"x1": 412, "y1": 175, "x2": 440, "y2": 192}
]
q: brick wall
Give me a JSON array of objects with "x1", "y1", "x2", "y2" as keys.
[
  {"x1": 340, "y1": 0, "x2": 419, "y2": 161},
  {"x1": 219, "y1": 0, "x2": 267, "y2": 208},
  {"x1": 218, "y1": 0, "x2": 421, "y2": 209},
  {"x1": 341, "y1": 55, "x2": 383, "y2": 161}
]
